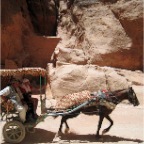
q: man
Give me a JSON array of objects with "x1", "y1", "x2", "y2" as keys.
[
  {"x1": 0, "y1": 79, "x2": 28, "y2": 123},
  {"x1": 20, "y1": 78, "x2": 38, "y2": 118}
]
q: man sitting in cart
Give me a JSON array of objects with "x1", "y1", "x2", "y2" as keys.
[
  {"x1": 0, "y1": 78, "x2": 28, "y2": 123},
  {"x1": 20, "y1": 78, "x2": 38, "y2": 119}
]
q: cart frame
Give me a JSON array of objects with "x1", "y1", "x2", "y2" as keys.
[{"x1": 0, "y1": 67, "x2": 47, "y2": 143}]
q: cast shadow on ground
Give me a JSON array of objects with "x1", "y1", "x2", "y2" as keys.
[
  {"x1": 2, "y1": 129, "x2": 144, "y2": 144},
  {"x1": 2, "y1": 128, "x2": 55, "y2": 144},
  {"x1": 60, "y1": 132, "x2": 144, "y2": 143}
]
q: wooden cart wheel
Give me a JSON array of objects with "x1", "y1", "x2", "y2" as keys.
[{"x1": 2, "y1": 120, "x2": 26, "y2": 143}]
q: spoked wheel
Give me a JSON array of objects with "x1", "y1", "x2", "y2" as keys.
[{"x1": 3, "y1": 120, "x2": 26, "y2": 143}]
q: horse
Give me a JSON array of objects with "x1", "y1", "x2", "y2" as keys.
[{"x1": 57, "y1": 87, "x2": 139, "y2": 138}]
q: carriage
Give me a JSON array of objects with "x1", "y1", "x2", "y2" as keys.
[
  {"x1": 0, "y1": 67, "x2": 100, "y2": 143},
  {"x1": 0, "y1": 67, "x2": 48, "y2": 143},
  {"x1": 0, "y1": 67, "x2": 139, "y2": 143}
]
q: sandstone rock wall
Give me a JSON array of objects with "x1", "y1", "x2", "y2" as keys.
[
  {"x1": 26, "y1": 0, "x2": 58, "y2": 36},
  {"x1": 1, "y1": 0, "x2": 59, "y2": 68},
  {"x1": 1, "y1": 0, "x2": 143, "y2": 70},
  {"x1": 47, "y1": 63, "x2": 138, "y2": 98},
  {"x1": 1, "y1": 0, "x2": 143, "y2": 99},
  {"x1": 55, "y1": 0, "x2": 143, "y2": 70}
]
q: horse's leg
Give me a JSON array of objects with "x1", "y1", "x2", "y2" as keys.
[
  {"x1": 53, "y1": 117, "x2": 66, "y2": 142},
  {"x1": 96, "y1": 114, "x2": 104, "y2": 138},
  {"x1": 63, "y1": 113, "x2": 80, "y2": 133},
  {"x1": 64, "y1": 118, "x2": 70, "y2": 133},
  {"x1": 102, "y1": 115, "x2": 113, "y2": 134},
  {"x1": 58, "y1": 116, "x2": 71, "y2": 133},
  {"x1": 58, "y1": 116, "x2": 66, "y2": 133},
  {"x1": 59, "y1": 112, "x2": 80, "y2": 133}
]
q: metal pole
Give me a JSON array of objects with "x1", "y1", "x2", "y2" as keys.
[
  {"x1": 44, "y1": 74, "x2": 47, "y2": 100},
  {"x1": 40, "y1": 75, "x2": 42, "y2": 113},
  {"x1": 47, "y1": 98, "x2": 97, "y2": 116},
  {"x1": 40, "y1": 75, "x2": 42, "y2": 96}
]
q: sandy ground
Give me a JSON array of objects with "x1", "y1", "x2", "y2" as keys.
[{"x1": 0, "y1": 85, "x2": 144, "y2": 144}]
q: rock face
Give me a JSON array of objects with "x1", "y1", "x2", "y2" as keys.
[
  {"x1": 111, "y1": 0, "x2": 143, "y2": 70},
  {"x1": 1, "y1": 0, "x2": 59, "y2": 68},
  {"x1": 55, "y1": 0, "x2": 143, "y2": 70},
  {"x1": 1, "y1": 0, "x2": 143, "y2": 70},
  {"x1": 26, "y1": 0, "x2": 58, "y2": 36},
  {"x1": 48, "y1": 63, "x2": 137, "y2": 98},
  {"x1": 1, "y1": 0, "x2": 143, "y2": 99}
]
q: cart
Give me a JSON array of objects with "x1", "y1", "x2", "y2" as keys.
[{"x1": 0, "y1": 67, "x2": 97, "y2": 143}]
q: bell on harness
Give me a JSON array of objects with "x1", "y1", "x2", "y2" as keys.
[{"x1": 97, "y1": 90, "x2": 106, "y2": 99}]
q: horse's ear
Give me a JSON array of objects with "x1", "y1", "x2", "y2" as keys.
[{"x1": 129, "y1": 87, "x2": 133, "y2": 91}]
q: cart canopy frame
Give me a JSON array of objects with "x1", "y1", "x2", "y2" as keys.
[
  {"x1": 0, "y1": 67, "x2": 47, "y2": 77},
  {"x1": 0, "y1": 67, "x2": 47, "y2": 113}
]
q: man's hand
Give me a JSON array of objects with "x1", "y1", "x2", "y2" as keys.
[
  {"x1": 7, "y1": 99, "x2": 12, "y2": 104},
  {"x1": 2, "y1": 99, "x2": 14, "y2": 111}
]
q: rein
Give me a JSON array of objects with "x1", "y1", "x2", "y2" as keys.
[
  {"x1": 109, "y1": 96, "x2": 120, "y2": 104},
  {"x1": 107, "y1": 89, "x2": 130, "y2": 105}
]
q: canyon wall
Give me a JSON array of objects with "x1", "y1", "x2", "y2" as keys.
[
  {"x1": 1, "y1": 0, "x2": 143, "y2": 97},
  {"x1": 55, "y1": 0, "x2": 143, "y2": 70},
  {"x1": 1, "y1": 0, "x2": 143, "y2": 70},
  {"x1": 1, "y1": 0, "x2": 59, "y2": 68}
]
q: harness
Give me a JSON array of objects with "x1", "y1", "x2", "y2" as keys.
[{"x1": 127, "y1": 88, "x2": 136, "y2": 104}]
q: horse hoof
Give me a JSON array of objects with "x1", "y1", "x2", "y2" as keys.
[
  {"x1": 102, "y1": 130, "x2": 106, "y2": 135},
  {"x1": 53, "y1": 136, "x2": 61, "y2": 142},
  {"x1": 102, "y1": 129, "x2": 108, "y2": 135},
  {"x1": 65, "y1": 128, "x2": 70, "y2": 134},
  {"x1": 53, "y1": 132, "x2": 62, "y2": 142},
  {"x1": 58, "y1": 131, "x2": 63, "y2": 135}
]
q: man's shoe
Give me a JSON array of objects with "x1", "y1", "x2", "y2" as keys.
[{"x1": 27, "y1": 115, "x2": 36, "y2": 123}]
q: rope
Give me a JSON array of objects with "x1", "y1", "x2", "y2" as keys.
[{"x1": 57, "y1": 110, "x2": 99, "y2": 116}]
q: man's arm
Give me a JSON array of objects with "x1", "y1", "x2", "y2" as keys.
[
  {"x1": 0, "y1": 86, "x2": 11, "y2": 96},
  {"x1": 0, "y1": 86, "x2": 11, "y2": 102}
]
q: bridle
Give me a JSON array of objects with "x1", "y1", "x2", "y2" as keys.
[
  {"x1": 127, "y1": 87, "x2": 137, "y2": 106},
  {"x1": 108, "y1": 88, "x2": 137, "y2": 105}
]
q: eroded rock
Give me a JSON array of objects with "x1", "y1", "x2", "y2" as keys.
[
  {"x1": 48, "y1": 63, "x2": 133, "y2": 98},
  {"x1": 55, "y1": 0, "x2": 143, "y2": 70}
]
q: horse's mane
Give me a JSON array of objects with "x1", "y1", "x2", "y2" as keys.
[{"x1": 110, "y1": 87, "x2": 130, "y2": 95}]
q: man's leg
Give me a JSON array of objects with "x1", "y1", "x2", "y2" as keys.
[
  {"x1": 10, "y1": 99, "x2": 28, "y2": 122},
  {"x1": 31, "y1": 98, "x2": 38, "y2": 115},
  {"x1": 18, "y1": 104, "x2": 28, "y2": 122}
]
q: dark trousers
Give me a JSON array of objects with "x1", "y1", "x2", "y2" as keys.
[{"x1": 23, "y1": 93, "x2": 35, "y2": 119}]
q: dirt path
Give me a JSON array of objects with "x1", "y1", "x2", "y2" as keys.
[{"x1": 0, "y1": 86, "x2": 144, "y2": 144}]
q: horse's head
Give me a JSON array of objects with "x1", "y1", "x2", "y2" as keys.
[{"x1": 128, "y1": 87, "x2": 140, "y2": 106}]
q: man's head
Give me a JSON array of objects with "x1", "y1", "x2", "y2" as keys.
[{"x1": 23, "y1": 78, "x2": 30, "y2": 85}]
